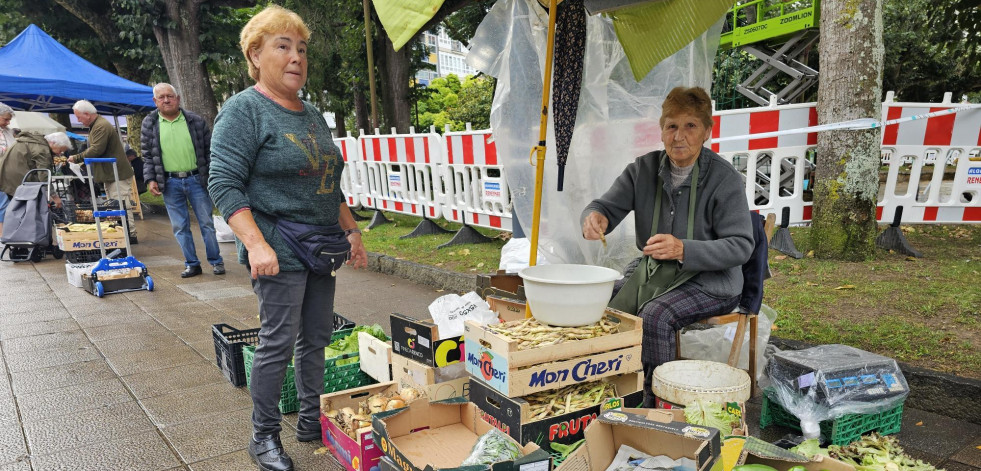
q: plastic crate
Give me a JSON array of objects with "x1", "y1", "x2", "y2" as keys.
[
  {"x1": 64, "y1": 248, "x2": 127, "y2": 264},
  {"x1": 242, "y1": 339, "x2": 377, "y2": 414},
  {"x1": 760, "y1": 388, "x2": 904, "y2": 446},
  {"x1": 213, "y1": 312, "x2": 356, "y2": 388}
]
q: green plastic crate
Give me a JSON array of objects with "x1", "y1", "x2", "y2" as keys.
[
  {"x1": 242, "y1": 327, "x2": 376, "y2": 414},
  {"x1": 760, "y1": 388, "x2": 904, "y2": 446}
]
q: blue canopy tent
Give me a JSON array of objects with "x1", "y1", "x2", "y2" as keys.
[{"x1": 0, "y1": 24, "x2": 153, "y2": 115}]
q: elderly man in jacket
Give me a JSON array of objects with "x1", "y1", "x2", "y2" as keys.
[
  {"x1": 0, "y1": 132, "x2": 70, "y2": 234},
  {"x1": 142, "y1": 83, "x2": 224, "y2": 277},
  {"x1": 69, "y1": 100, "x2": 138, "y2": 243}
]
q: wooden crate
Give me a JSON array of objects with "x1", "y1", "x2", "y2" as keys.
[{"x1": 464, "y1": 296, "x2": 643, "y2": 397}]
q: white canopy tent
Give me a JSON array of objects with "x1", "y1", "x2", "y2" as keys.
[{"x1": 9, "y1": 111, "x2": 66, "y2": 135}]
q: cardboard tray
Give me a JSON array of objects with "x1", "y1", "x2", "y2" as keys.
[
  {"x1": 372, "y1": 398, "x2": 552, "y2": 471},
  {"x1": 391, "y1": 354, "x2": 469, "y2": 402},
  {"x1": 469, "y1": 371, "x2": 645, "y2": 449},
  {"x1": 554, "y1": 409, "x2": 721, "y2": 471},
  {"x1": 464, "y1": 297, "x2": 643, "y2": 397},
  {"x1": 321, "y1": 382, "x2": 406, "y2": 471}
]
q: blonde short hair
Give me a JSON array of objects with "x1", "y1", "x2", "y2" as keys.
[{"x1": 240, "y1": 5, "x2": 311, "y2": 81}]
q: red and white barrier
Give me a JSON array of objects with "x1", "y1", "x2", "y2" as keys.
[
  {"x1": 334, "y1": 135, "x2": 365, "y2": 209},
  {"x1": 359, "y1": 128, "x2": 443, "y2": 220},
  {"x1": 442, "y1": 127, "x2": 512, "y2": 230},
  {"x1": 336, "y1": 93, "x2": 978, "y2": 234}
]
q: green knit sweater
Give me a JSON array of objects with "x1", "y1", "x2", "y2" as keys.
[{"x1": 208, "y1": 87, "x2": 344, "y2": 271}]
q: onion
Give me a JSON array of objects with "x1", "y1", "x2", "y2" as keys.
[
  {"x1": 399, "y1": 388, "x2": 421, "y2": 403},
  {"x1": 386, "y1": 399, "x2": 406, "y2": 410},
  {"x1": 368, "y1": 395, "x2": 387, "y2": 414}
]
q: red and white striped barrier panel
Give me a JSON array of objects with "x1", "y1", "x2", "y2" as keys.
[
  {"x1": 334, "y1": 135, "x2": 365, "y2": 209},
  {"x1": 442, "y1": 127, "x2": 513, "y2": 231},
  {"x1": 358, "y1": 128, "x2": 443, "y2": 220}
]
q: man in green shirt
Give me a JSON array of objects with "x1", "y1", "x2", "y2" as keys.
[{"x1": 141, "y1": 83, "x2": 223, "y2": 277}]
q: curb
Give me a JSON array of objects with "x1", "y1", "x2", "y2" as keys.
[
  {"x1": 770, "y1": 337, "x2": 981, "y2": 425},
  {"x1": 366, "y1": 253, "x2": 981, "y2": 425},
  {"x1": 366, "y1": 252, "x2": 477, "y2": 294}
]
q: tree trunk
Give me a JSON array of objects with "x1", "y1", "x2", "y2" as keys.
[
  {"x1": 127, "y1": 112, "x2": 147, "y2": 154},
  {"x1": 353, "y1": 85, "x2": 370, "y2": 135},
  {"x1": 811, "y1": 0, "x2": 884, "y2": 260},
  {"x1": 381, "y1": 36, "x2": 411, "y2": 134},
  {"x1": 153, "y1": 0, "x2": 219, "y2": 125},
  {"x1": 333, "y1": 108, "x2": 348, "y2": 137}
]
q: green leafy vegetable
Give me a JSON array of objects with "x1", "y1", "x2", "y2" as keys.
[
  {"x1": 684, "y1": 400, "x2": 741, "y2": 436},
  {"x1": 828, "y1": 433, "x2": 941, "y2": 471},
  {"x1": 325, "y1": 324, "x2": 390, "y2": 366},
  {"x1": 550, "y1": 439, "x2": 585, "y2": 460},
  {"x1": 790, "y1": 439, "x2": 830, "y2": 459}
]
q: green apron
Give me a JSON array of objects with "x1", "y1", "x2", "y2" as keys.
[{"x1": 608, "y1": 161, "x2": 700, "y2": 315}]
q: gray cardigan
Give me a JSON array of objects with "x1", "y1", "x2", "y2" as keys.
[
  {"x1": 581, "y1": 148, "x2": 754, "y2": 298},
  {"x1": 141, "y1": 108, "x2": 212, "y2": 191}
]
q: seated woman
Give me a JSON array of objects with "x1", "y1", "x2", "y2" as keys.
[{"x1": 580, "y1": 86, "x2": 754, "y2": 404}]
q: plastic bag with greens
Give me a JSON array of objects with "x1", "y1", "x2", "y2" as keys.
[
  {"x1": 461, "y1": 428, "x2": 523, "y2": 466},
  {"x1": 683, "y1": 400, "x2": 741, "y2": 436}
]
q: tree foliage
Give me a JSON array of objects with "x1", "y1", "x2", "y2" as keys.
[
  {"x1": 882, "y1": 0, "x2": 981, "y2": 102},
  {"x1": 414, "y1": 74, "x2": 494, "y2": 132}
]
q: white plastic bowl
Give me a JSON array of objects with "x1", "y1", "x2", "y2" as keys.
[{"x1": 518, "y1": 264, "x2": 623, "y2": 327}]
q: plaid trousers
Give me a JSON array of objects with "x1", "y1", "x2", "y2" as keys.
[{"x1": 612, "y1": 258, "x2": 740, "y2": 404}]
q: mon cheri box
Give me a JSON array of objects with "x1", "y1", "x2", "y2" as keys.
[
  {"x1": 464, "y1": 297, "x2": 642, "y2": 397},
  {"x1": 470, "y1": 371, "x2": 644, "y2": 450}
]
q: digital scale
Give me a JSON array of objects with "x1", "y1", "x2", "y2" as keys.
[{"x1": 768, "y1": 345, "x2": 908, "y2": 407}]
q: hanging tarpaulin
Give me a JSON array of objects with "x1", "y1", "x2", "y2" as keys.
[
  {"x1": 610, "y1": 0, "x2": 737, "y2": 80},
  {"x1": 551, "y1": 0, "x2": 587, "y2": 191},
  {"x1": 371, "y1": 0, "x2": 446, "y2": 51}
]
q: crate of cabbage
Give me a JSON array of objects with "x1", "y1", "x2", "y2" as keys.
[{"x1": 243, "y1": 324, "x2": 389, "y2": 414}]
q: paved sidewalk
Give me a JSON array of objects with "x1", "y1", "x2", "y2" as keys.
[{"x1": 0, "y1": 211, "x2": 978, "y2": 470}]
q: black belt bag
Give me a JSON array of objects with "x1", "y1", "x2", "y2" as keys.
[{"x1": 257, "y1": 211, "x2": 351, "y2": 276}]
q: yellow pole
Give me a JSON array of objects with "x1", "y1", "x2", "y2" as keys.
[
  {"x1": 527, "y1": 0, "x2": 559, "y2": 318},
  {"x1": 529, "y1": 0, "x2": 559, "y2": 269},
  {"x1": 363, "y1": 0, "x2": 379, "y2": 129}
]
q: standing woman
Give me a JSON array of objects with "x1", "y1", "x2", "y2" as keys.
[{"x1": 208, "y1": 5, "x2": 367, "y2": 471}]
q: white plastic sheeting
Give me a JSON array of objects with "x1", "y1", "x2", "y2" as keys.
[{"x1": 467, "y1": 0, "x2": 724, "y2": 269}]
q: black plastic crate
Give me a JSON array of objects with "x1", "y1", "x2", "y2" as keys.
[
  {"x1": 64, "y1": 248, "x2": 127, "y2": 264},
  {"x1": 212, "y1": 324, "x2": 261, "y2": 387},
  {"x1": 213, "y1": 312, "x2": 356, "y2": 387}
]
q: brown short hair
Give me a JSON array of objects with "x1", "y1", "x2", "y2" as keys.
[
  {"x1": 240, "y1": 4, "x2": 311, "y2": 81},
  {"x1": 660, "y1": 86, "x2": 714, "y2": 129}
]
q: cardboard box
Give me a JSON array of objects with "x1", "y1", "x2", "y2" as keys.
[
  {"x1": 389, "y1": 298, "x2": 531, "y2": 369},
  {"x1": 464, "y1": 297, "x2": 643, "y2": 397},
  {"x1": 554, "y1": 409, "x2": 721, "y2": 471},
  {"x1": 391, "y1": 354, "x2": 470, "y2": 401},
  {"x1": 735, "y1": 436, "x2": 855, "y2": 471},
  {"x1": 321, "y1": 382, "x2": 410, "y2": 471},
  {"x1": 653, "y1": 403, "x2": 748, "y2": 437},
  {"x1": 390, "y1": 313, "x2": 465, "y2": 368},
  {"x1": 470, "y1": 372, "x2": 645, "y2": 450},
  {"x1": 56, "y1": 226, "x2": 126, "y2": 251},
  {"x1": 65, "y1": 262, "x2": 97, "y2": 288},
  {"x1": 372, "y1": 398, "x2": 552, "y2": 471},
  {"x1": 360, "y1": 333, "x2": 393, "y2": 383}
]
